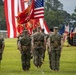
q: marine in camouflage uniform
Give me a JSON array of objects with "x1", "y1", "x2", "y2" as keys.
[
  {"x1": 41, "y1": 29, "x2": 46, "y2": 61},
  {"x1": 48, "y1": 27, "x2": 63, "y2": 71},
  {"x1": 19, "y1": 30, "x2": 31, "y2": 71},
  {"x1": 0, "y1": 36, "x2": 5, "y2": 67},
  {"x1": 32, "y1": 26, "x2": 46, "y2": 68},
  {"x1": 46, "y1": 28, "x2": 53, "y2": 54},
  {"x1": 17, "y1": 31, "x2": 25, "y2": 50},
  {"x1": 31, "y1": 28, "x2": 37, "y2": 59}
]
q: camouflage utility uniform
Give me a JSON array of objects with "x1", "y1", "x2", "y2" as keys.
[
  {"x1": 49, "y1": 33, "x2": 63, "y2": 71},
  {"x1": 19, "y1": 31, "x2": 31, "y2": 71},
  {"x1": 17, "y1": 32, "x2": 24, "y2": 50},
  {"x1": 41, "y1": 29, "x2": 46, "y2": 61},
  {"x1": 0, "y1": 37, "x2": 5, "y2": 61},
  {"x1": 32, "y1": 32, "x2": 45, "y2": 68}
]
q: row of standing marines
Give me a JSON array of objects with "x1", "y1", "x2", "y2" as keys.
[
  {"x1": 0, "y1": 26, "x2": 63, "y2": 72},
  {"x1": 17, "y1": 26, "x2": 63, "y2": 71}
]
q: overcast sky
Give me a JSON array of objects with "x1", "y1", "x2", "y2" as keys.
[{"x1": 59, "y1": 0, "x2": 76, "y2": 14}]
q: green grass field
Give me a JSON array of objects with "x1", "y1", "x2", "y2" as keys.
[{"x1": 0, "y1": 38, "x2": 76, "y2": 75}]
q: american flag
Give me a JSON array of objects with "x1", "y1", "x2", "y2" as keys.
[
  {"x1": 4, "y1": 0, "x2": 49, "y2": 38},
  {"x1": 34, "y1": 0, "x2": 44, "y2": 18},
  {"x1": 4, "y1": 0, "x2": 28, "y2": 38}
]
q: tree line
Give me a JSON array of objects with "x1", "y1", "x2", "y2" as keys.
[
  {"x1": 44, "y1": 0, "x2": 76, "y2": 29},
  {"x1": 0, "y1": 0, "x2": 7, "y2": 30}
]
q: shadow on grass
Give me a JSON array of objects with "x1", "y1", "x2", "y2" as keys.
[
  {"x1": 0, "y1": 68, "x2": 76, "y2": 75},
  {"x1": 43, "y1": 70, "x2": 76, "y2": 75}
]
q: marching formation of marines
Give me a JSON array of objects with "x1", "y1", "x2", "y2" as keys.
[
  {"x1": 0, "y1": 25, "x2": 63, "y2": 72},
  {"x1": 17, "y1": 26, "x2": 63, "y2": 71}
]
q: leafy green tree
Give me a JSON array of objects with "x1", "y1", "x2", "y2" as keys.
[
  {"x1": 0, "y1": 2, "x2": 7, "y2": 30},
  {"x1": 72, "y1": 7, "x2": 76, "y2": 20},
  {"x1": 44, "y1": 0, "x2": 71, "y2": 29},
  {"x1": 44, "y1": 0, "x2": 63, "y2": 28},
  {"x1": 45, "y1": 0, "x2": 63, "y2": 11},
  {"x1": 71, "y1": 7, "x2": 76, "y2": 27},
  {"x1": 0, "y1": 0, "x2": 3, "y2": 5}
]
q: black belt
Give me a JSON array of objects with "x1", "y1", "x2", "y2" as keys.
[{"x1": 35, "y1": 41, "x2": 44, "y2": 42}]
